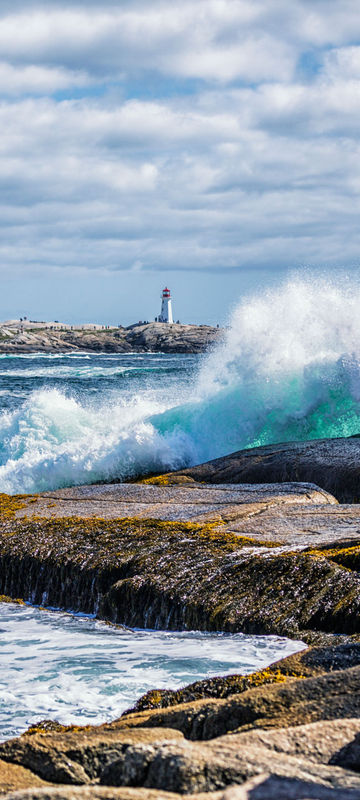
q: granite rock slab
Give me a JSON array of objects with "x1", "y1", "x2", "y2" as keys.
[
  {"x1": 172, "y1": 437, "x2": 360, "y2": 503},
  {"x1": 13, "y1": 482, "x2": 337, "y2": 529}
]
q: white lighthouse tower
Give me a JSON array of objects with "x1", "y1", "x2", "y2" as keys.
[{"x1": 158, "y1": 287, "x2": 173, "y2": 324}]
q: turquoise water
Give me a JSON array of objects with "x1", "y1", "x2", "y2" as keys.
[
  {"x1": 0, "y1": 603, "x2": 305, "y2": 741},
  {"x1": 1, "y1": 276, "x2": 360, "y2": 493}
]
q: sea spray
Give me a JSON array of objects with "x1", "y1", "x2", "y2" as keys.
[
  {"x1": 151, "y1": 275, "x2": 360, "y2": 461},
  {"x1": 1, "y1": 276, "x2": 360, "y2": 493},
  {"x1": 0, "y1": 388, "x2": 192, "y2": 494}
]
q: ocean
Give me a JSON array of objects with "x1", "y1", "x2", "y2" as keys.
[
  {"x1": 0, "y1": 350, "x2": 200, "y2": 494},
  {"x1": 0, "y1": 604, "x2": 305, "y2": 741},
  {"x1": 1, "y1": 276, "x2": 360, "y2": 495},
  {"x1": 1, "y1": 275, "x2": 358, "y2": 738}
]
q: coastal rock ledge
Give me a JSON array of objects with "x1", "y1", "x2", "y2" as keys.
[{"x1": 1, "y1": 442, "x2": 360, "y2": 798}]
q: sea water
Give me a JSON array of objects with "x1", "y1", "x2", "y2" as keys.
[
  {"x1": 1, "y1": 276, "x2": 360, "y2": 494},
  {"x1": 0, "y1": 603, "x2": 305, "y2": 741}
]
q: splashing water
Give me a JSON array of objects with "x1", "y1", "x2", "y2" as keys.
[
  {"x1": 1, "y1": 276, "x2": 360, "y2": 493},
  {"x1": 0, "y1": 387, "x2": 194, "y2": 494},
  {"x1": 155, "y1": 275, "x2": 360, "y2": 461}
]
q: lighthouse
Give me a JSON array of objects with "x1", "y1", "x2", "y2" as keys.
[{"x1": 158, "y1": 287, "x2": 173, "y2": 324}]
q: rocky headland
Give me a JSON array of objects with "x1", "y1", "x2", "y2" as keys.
[
  {"x1": 0, "y1": 322, "x2": 222, "y2": 354},
  {"x1": 1, "y1": 437, "x2": 360, "y2": 798}
]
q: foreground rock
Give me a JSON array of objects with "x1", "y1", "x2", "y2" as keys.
[
  {"x1": 172, "y1": 436, "x2": 360, "y2": 503},
  {"x1": 2, "y1": 646, "x2": 360, "y2": 798},
  {"x1": 3, "y1": 784, "x2": 360, "y2": 800},
  {"x1": 0, "y1": 322, "x2": 222, "y2": 354},
  {"x1": 118, "y1": 645, "x2": 360, "y2": 739},
  {"x1": 0, "y1": 760, "x2": 49, "y2": 795}
]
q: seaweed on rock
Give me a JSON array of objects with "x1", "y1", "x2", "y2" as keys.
[{"x1": 0, "y1": 511, "x2": 360, "y2": 635}]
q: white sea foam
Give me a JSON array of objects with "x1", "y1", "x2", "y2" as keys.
[
  {"x1": 0, "y1": 352, "x2": 92, "y2": 360},
  {"x1": 0, "y1": 388, "x2": 192, "y2": 493},
  {"x1": 0, "y1": 603, "x2": 305, "y2": 740},
  {"x1": 0, "y1": 365, "x2": 170, "y2": 379},
  {"x1": 1, "y1": 275, "x2": 360, "y2": 493}
]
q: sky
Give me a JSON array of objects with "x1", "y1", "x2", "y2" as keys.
[{"x1": 0, "y1": 0, "x2": 360, "y2": 325}]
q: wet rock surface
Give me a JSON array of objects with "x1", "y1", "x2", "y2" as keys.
[
  {"x1": 174, "y1": 436, "x2": 360, "y2": 503},
  {"x1": 0, "y1": 322, "x2": 222, "y2": 355},
  {"x1": 1, "y1": 481, "x2": 360, "y2": 635},
  {"x1": 1, "y1": 460, "x2": 360, "y2": 798},
  {"x1": 118, "y1": 660, "x2": 360, "y2": 740}
]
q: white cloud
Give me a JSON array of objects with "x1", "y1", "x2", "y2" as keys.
[
  {"x1": 0, "y1": 0, "x2": 359, "y2": 279},
  {"x1": 323, "y1": 46, "x2": 360, "y2": 80},
  {"x1": 296, "y1": 1, "x2": 360, "y2": 47},
  {"x1": 0, "y1": 62, "x2": 92, "y2": 95},
  {"x1": 0, "y1": 3, "x2": 296, "y2": 83}
]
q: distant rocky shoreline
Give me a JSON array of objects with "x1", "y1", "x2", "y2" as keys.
[{"x1": 0, "y1": 322, "x2": 222, "y2": 354}]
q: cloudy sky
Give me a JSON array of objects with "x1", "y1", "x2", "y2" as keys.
[{"x1": 0, "y1": 0, "x2": 360, "y2": 324}]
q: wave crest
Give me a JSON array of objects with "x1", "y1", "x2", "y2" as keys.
[{"x1": 1, "y1": 276, "x2": 360, "y2": 493}]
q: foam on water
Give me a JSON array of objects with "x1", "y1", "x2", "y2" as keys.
[
  {"x1": 0, "y1": 603, "x2": 305, "y2": 740},
  {"x1": 0, "y1": 389, "x2": 192, "y2": 493},
  {"x1": 1, "y1": 275, "x2": 360, "y2": 493},
  {"x1": 0, "y1": 364, "x2": 173, "y2": 379},
  {"x1": 0, "y1": 352, "x2": 92, "y2": 360}
]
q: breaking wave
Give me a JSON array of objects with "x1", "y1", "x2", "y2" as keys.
[
  {"x1": 1, "y1": 275, "x2": 360, "y2": 493},
  {"x1": 155, "y1": 274, "x2": 360, "y2": 461},
  {"x1": 0, "y1": 390, "x2": 192, "y2": 494}
]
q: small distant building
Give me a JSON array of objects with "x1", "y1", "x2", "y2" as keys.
[{"x1": 157, "y1": 287, "x2": 173, "y2": 324}]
